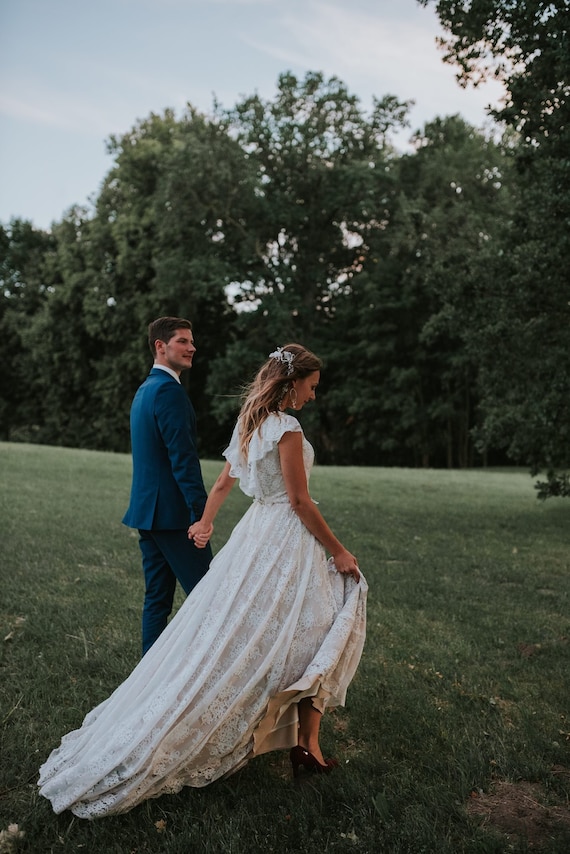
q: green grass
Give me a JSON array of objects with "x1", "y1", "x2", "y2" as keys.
[{"x1": 1, "y1": 441, "x2": 569, "y2": 853}]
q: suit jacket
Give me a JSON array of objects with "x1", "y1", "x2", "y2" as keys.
[{"x1": 122, "y1": 368, "x2": 208, "y2": 530}]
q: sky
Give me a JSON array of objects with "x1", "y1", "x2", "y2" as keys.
[{"x1": 0, "y1": 0, "x2": 506, "y2": 231}]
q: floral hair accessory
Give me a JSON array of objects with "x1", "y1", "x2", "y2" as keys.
[{"x1": 269, "y1": 346, "x2": 295, "y2": 375}]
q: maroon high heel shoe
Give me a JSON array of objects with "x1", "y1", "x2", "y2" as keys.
[{"x1": 290, "y1": 745, "x2": 339, "y2": 778}]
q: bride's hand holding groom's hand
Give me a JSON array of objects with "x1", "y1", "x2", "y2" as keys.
[
  {"x1": 187, "y1": 462, "x2": 235, "y2": 550},
  {"x1": 188, "y1": 520, "x2": 213, "y2": 548}
]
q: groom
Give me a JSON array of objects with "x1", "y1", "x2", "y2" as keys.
[{"x1": 123, "y1": 316, "x2": 213, "y2": 654}]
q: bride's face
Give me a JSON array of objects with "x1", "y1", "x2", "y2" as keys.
[{"x1": 292, "y1": 371, "x2": 320, "y2": 409}]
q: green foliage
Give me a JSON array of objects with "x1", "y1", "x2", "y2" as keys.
[
  {"x1": 222, "y1": 71, "x2": 410, "y2": 338},
  {"x1": 2, "y1": 109, "x2": 255, "y2": 453},
  {"x1": 0, "y1": 73, "x2": 508, "y2": 467},
  {"x1": 209, "y1": 72, "x2": 415, "y2": 462},
  {"x1": 419, "y1": 0, "x2": 570, "y2": 491},
  {"x1": 323, "y1": 116, "x2": 513, "y2": 466},
  {"x1": 0, "y1": 219, "x2": 59, "y2": 440},
  {"x1": 535, "y1": 470, "x2": 570, "y2": 500},
  {"x1": 86, "y1": 108, "x2": 249, "y2": 452},
  {"x1": 2, "y1": 52, "x2": 568, "y2": 478},
  {"x1": 2, "y1": 442, "x2": 570, "y2": 852}
]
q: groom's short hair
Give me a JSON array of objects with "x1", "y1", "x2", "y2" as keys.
[{"x1": 148, "y1": 317, "x2": 193, "y2": 356}]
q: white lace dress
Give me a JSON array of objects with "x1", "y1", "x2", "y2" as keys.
[{"x1": 38, "y1": 412, "x2": 367, "y2": 818}]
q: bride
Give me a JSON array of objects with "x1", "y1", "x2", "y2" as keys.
[{"x1": 38, "y1": 343, "x2": 367, "y2": 819}]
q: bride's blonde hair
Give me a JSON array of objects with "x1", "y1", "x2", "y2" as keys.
[{"x1": 238, "y1": 344, "x2": 322, "y2": 458}]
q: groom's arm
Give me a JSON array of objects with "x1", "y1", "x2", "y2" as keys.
[{"x1": 154, "y1": 381, "x2": 208, "y2": 523}]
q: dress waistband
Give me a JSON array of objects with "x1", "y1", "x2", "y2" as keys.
[{"x1": 254, "y1": 496, "x2": 319, "y2": 506}]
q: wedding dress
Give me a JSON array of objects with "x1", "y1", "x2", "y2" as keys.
[{"x1": 38, "y1": 412, "x2": 367, "y2": 818}]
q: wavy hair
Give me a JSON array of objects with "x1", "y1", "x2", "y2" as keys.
[{"x1": 238, "y1": 344, "x2": 322, "y2": 458}]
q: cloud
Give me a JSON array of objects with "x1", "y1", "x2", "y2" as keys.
[
  {"x1": 0, "y1": 64, "x2": 189, "y2": 139},
  {"x1": 0, "y1": 93, "x2": 69, "y2": 130},
  {"x1": 0, "y1": 89, "x2": 110, "y2": 135},
  {"x1": 243, "y1": 0, "x2": 505, "y2": 123},
  {"x1": 121, "y1": 0, "x2": 275, "y2": 8},
  {"x1": 279, "y1": 1, "x2": 431, "y2": 80}
]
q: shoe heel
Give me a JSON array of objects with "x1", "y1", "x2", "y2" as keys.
[
  {"x1": 289, "y1": 745, "x2": 307, "y2": 779},
  {"x1": 289, "y1": 745, "x2": 338, "y2": 778}
]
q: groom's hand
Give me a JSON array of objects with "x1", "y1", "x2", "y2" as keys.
[{"x1": 188, "y1": 520, "x2": 213, "y2": 548}]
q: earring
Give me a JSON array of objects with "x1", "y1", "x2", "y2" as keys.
[{"x1": 290, "y1": 387, "x2": 298, "y2": 409}]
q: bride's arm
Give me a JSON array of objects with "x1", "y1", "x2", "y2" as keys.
[
  {"x1": 188, "y1": 462, "x2": 236, "y2": 547},
  {"x1": 278, "y1": 431, "x2": 360, "y2": 580}
]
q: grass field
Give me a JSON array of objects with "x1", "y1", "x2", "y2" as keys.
[{"x1": 1, "y1": 441, "x2": 569, "y2": 853}]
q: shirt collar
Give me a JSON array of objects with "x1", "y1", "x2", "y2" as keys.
[{"x1": 153, "y1": 363, "x2": 181, "y2": 384}]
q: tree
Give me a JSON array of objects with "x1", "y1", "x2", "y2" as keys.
[
  {"x1": 0, "y1": 219, "x2": 57, "y2": 440},
  {"x1": 323, "y1": 116, "x2": 513, "y2": 467},
  {"x1": 206, "y1": 71, "x2": 411, "y2": 453},
  {"x1": 226, "y1": 72, "x2": 409, "y2": 332},
  {"x1": 419, "y1": 0, "x2": 570, "y2": 493},
  {"x1": 150, "y1": 107, "x2": 261, "y2": 452},
  {"x1": 16, "y1": 108, "x2": 258, "y2": 454}
]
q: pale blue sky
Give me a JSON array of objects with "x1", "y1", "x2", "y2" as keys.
[{"x1": 0, "y1": 0, "x2": 505, "y2": 230}]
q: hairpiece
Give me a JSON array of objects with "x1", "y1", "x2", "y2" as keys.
[{"x1": 269, "y1": 347, "x2": 295, "y2": 375}]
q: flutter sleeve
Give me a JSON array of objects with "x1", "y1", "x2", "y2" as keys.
[{"x1": 223, "y1": 413, "x2": 302, "y2": 498}]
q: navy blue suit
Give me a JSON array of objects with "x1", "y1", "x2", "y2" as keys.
[{"x1": 123, "y1": 367, "x2": 212, "y2": 654}]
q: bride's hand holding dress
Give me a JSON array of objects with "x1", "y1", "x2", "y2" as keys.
[{"x1": 278, "y1": 429, "x2": 360, "y2": 582}]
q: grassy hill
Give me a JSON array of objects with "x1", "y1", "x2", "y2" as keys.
[{"x1": 1, "y1": 442, "x2": 569, "y2": 852}]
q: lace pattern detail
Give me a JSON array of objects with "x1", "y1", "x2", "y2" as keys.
[
  {"x1": 38, "y1": 416, "x2": 367, "y2": 818},
  {"x1": 224, "y1": 412, "x2": 310, "y2": 500}
]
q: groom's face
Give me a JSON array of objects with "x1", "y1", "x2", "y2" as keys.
[{"x1": 156, "y1": 328, "x2": 196, "y2": 374}]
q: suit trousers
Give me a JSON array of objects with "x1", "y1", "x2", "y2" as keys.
[{"x1": 138, "y1": 529, "x2": 212, "y2": 655}]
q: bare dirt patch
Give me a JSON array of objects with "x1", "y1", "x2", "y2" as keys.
[{"x1": 466, "y1": 775, "x2": 570, "y2": 849}]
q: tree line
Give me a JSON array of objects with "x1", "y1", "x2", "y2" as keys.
[{"x1": 1, "y1": 1, "x2": 568, "y2": 495}]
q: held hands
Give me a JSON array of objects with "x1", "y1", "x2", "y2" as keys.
[
  {"x1": 188, "y1": 520, "x2": 213, "y2": 549},
  {"x1": 331, "y1": 548, "x2": 360, "y2": 582}
]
